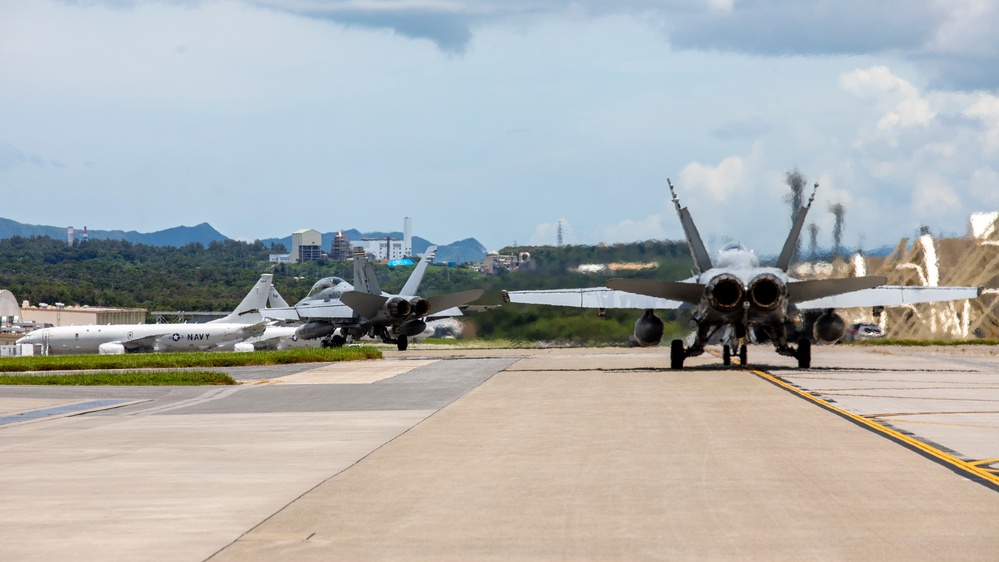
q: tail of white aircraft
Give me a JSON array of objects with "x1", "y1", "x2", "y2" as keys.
[{"x1": 211, "y1": 274, "x2": 273, "y2": 324}]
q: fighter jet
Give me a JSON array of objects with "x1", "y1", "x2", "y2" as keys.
[
  {"x1": 503, "y1": 180, "x2": 982, "y2": 369},
  {"x1": 17, "y1": 274, "x2": 273, "y2": 355},
  {"x1": 263, "y1": 246, "x2": 483, "y2": 350}
]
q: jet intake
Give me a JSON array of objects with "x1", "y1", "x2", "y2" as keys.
[
  {"x1": 385, "y1": 297, "x2": 412, "y2": 319},
  {"x1": 296, "y1": 321, "x2": 337, "y2": 341},
  {"x1": 706, "y1": 274, "x2": 744, "y2": 310},
  {"x1": 813, "y1": 309, "x2": 846, "y2": 343},
  {"x1": 748, "y1": 274, "x2": 785, "y2": 311},
  {"x1": 408, "y1": 297, "x2": 430, "y2": 317},
  {"x1": 629, "y1": 309, "x2": 664, "y2": 347}
]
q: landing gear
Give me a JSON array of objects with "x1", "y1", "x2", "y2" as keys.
[
  {"x1": 722, "y1": 345, "x2": 731, "y2": 366},
  {"x1": 739, "y1": 344, "x2": 748, "y2": 366},
  {"x1": 796, "y1": 339, "x2": 811, "y2": 369},
  {"x1": 670, "y1": 339, "x2": 685, "y2": 370},
  {"x1": 396, "y1": 334, "x2": 409, "y2": 351},
  {"x1": 330, "y1": 335, "x2": 346, "y2": 348}
]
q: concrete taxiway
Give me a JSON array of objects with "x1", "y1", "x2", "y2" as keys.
[{"x1": 2, "y1": 345, "x2": 999, "y2": 560}]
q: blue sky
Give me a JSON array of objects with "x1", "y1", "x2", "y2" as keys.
[{"x1": 2, "y1": 1, "x2": 998, "y2": 254}]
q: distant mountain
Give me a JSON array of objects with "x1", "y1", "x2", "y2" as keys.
[
  {"x1": 0, "y1": 218, "x2": 227, "y2": 247},
  {"x1": 259, "y1": 230, "x2": 488, "y2": 264}
]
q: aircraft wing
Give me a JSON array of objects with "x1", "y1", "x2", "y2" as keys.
[
  {"x1": 426, "y1": 289, "x2": 484, "y2": 316},
  {"x1": 119, "y1": 333, "x2": 172, "y2": 351},
  {"x1": 503, "y1": 287, "x2": 683, "y2": 309},
  {"x1": 787, "y1": 276, "x2": 887, "y2": 304},
  {"x1": 606, "y1": 279, "x2": 704, "y2": 305},
  {"x1": 796, "y1": 285, "x2": 983, "y2": 309},
  {"x1": 263, "y1": 302, "x2": 356, "y2": 321}
]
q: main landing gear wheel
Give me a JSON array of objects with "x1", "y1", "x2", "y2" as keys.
[
  {"x1": 670, "y1": 339, "x2": 685, "y2": 370},
  {"x1": 739, "y1": 345, "x2": 748, "y2": 366},
  {"x1": 796, "y1": 339, "x2": 811, "y2": 369},
  {"x1": 396, "y1": 334, "x2": 409, "y2": 351},
  {"x1": 722, "y1": 345, "x2": 731, "y2": 366},
  {"x1": 329, "y1": 335, "x2": 346, "y2": 348}
]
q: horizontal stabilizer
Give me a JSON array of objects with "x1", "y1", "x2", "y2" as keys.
[
  {"x1": 426, "y1": 290, "x2": 484, "y2": 316},
  {"x1": 788, "y1": 276, "x2": 887, "y2": 305},
  {"x1": 606, "y1": 278, "x2": 705, "y2": 305},
  {"x1": 797, "y1": 285, "x2": 983, "y2": 309},
  {"x1": 340, "y1": 291, "x2": 388, "y2": 320}
]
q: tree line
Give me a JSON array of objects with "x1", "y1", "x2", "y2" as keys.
[{"x1": 0, "y1": 236, "x2": 695, "y2": 344}]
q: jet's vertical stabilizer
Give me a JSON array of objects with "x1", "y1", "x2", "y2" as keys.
[
  {"x1": 775, "y1": 183, "x2": 818, "y2": 273},
  {"x1": 212, "y1": 274, "x2": 272, "y2": 324},
  {"x1": 669, "y1": 179, "x2": 713, "y2": 273},
  {"x1": 400, "y1": 246, "x2": 438, "y2": 296},
  {"x1": 353, "y1": 250, "x2": 382, "y2": 295}
]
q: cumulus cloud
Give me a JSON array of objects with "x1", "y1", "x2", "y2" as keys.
[
  {"x1": 594, "y1": 214, "x2": 670, "y2": 244},
  {"x1": 0, "y1": 142, "x2": 62, "y2": 171},
  {"x1": 679, "y1": 155, "x2": 744, "y2": 202}
]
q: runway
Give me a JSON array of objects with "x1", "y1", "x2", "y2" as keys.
[{"x1": 2, "y1": 345, "x2": 999, "y2": 560}]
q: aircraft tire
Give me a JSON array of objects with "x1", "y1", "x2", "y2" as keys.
[
  {"x1": 796, "y1": 339, "x2": 811, "y2": 369},
  {"x1": 330, "y1": 335, "x2": 346, "y2": 348},
  {"x1": 722, "y1": 345, "x2": 731, "y2": 366},
  {"x1": 670, "y1": 339, "x2": 684, "y2": 370},
  {"x1": 397, "y1": 335, "x2": 409, "y2": 351},
  {"x1": 739, "y1": 345, "x2": 748, "y2": 366}
]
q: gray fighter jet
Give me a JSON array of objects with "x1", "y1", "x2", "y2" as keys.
[
  {"x1": 263, "y1": 246, "x2": 483, "y2": 350},
  {"x1": 503, "y1": 180, "x2": 982, "y2": 369}
]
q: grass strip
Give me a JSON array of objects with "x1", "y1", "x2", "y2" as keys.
[
  {"x1": 0, "y1": 370, "x2": 236, "y2": 386},
  {"x1": 0, "y1": 346, "x2": 382, "y2": 373}
]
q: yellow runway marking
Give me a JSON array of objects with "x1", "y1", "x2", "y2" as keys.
[{"x1": 748, "y1": 367, "x2": 999, "y2": 489}]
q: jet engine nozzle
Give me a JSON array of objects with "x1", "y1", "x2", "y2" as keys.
[
  {"x1": 812, "y1": 309, "x2": 846, "y2": 343},
  {"x1": 408, "y1": 297, "x2": 430, "y2": 317},
  {"x1": 385, "y1": 297, "x2": 412, "y2": 319},
  {"x1": 706, "y1": 274, "x2": 744, "y2": 310},
  {"x1": 629, "y1": 310, "x2": 664, "y2": 347},
  {"x1": 748, "y1": 273, "x2": 786, "y2": 311}
]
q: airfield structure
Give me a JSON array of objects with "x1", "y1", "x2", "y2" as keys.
[{"x1": 854, "y1": 213, "x2": 999, "y2": 340}]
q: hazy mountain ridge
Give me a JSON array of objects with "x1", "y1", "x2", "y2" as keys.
[
  {"x1": 0, "y1": 218, "x2": 227, "y2": 247},
  {"x1": 0, "y1": 218, "x2": 489, "y2": 263}
]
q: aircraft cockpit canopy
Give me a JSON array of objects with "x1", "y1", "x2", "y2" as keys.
[
  {"x1": 306, "y1": 277, "x2": 348, "y2": 299},
  {"x1": 719, "y1": 242, "x2": 749, "y2": 253}
]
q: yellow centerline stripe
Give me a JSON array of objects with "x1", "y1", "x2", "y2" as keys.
[{"x1": 747, "y1": 367, "x2": 999, "y2": 489}]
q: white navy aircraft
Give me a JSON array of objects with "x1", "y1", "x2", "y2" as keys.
[
  {"x1": 17, "y1": 275, "x2": 273, "y2": 355},
  {"x1": 503, "y1": 180, "x2": 982, "y2": 369},
  {"x1": 264, "y1": 246, "x2": 483, "y2": 350}
]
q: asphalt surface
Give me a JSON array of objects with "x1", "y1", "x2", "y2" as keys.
[{"x1": 2, "y1": 345, "x2": 999, "y2": 560}]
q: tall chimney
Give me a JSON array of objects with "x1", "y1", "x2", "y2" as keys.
[{"x1": 404, "y1": 216, "x2": 412, "y2": 257}]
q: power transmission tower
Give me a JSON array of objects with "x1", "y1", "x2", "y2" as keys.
[{"x1": 557, "y1": 221, "x2": 564, "y2": 247}]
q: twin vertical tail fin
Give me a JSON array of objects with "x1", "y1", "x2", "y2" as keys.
[
  {"x1": 669, "y1": 179, "x2": 713, "y2": 274},
  {"x1": 775, "y1": 183, "x2": 819, "y2": 273},
  {"x1": 400, "y1": 245, "x2": 438, "y2": 296},
  {"x1": 352, "y1": 249, "x2": 382, "y2": 295}
]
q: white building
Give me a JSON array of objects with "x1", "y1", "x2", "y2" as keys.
[{"x1": 291, "y1": 229, "x2": 323, "y2": 263}]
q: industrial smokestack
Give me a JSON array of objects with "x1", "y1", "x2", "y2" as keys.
[
  {"x1": 830, "y1": 203, "x2": 846, "y2": 258},
  {"x1": 808, "y1": 223, "x2": 819, "y2": 261},
  {"x1": 403, "y1": 217, "x2": 412, "y2": 258}
]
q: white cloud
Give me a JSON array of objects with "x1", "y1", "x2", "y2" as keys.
[
  {"x1": 678, "y1": 156, "x2": 744, "y2": 202},
  {"x1": 594, "y1": 214, "x2": 670, "y2": 244}
]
